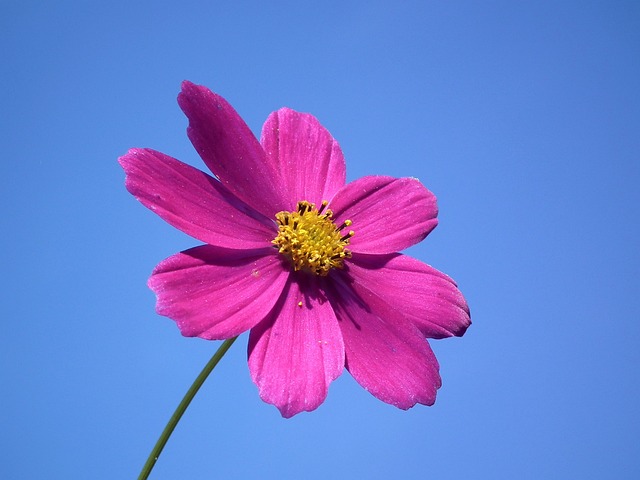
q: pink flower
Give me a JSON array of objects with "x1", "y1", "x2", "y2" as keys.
[{"x1": 119, "y1": 81, "x2": 470, "y2": 418}]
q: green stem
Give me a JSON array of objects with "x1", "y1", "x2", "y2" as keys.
[{"x1": 138, "y1": 336, "x2": 238, "y2": 480}]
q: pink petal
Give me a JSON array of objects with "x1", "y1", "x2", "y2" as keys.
[
  {"x1": 327, "y1": 277, "x2": 441, "y2": 409},
  {"x1": 260, "y1": 108, "x2": 346, "y2": 207},
  {"x1": 149, "y1": 246, "x2": 288, "y2": 339},
  {"x1": 330, "y1": 176, "x2": 438, "y2": 254},
  {"x1": 345, "y1": 253, "x2": 470, "y2": 339},
  {"x1": 248, "y1": 276, "x2": 345, "y2": 418},
  {"x1": 119, "y1": 148, "x2": 276, "y2": 249},
  {"x1": 178, "y1": 81, "x2": 288, "y2": 218}
]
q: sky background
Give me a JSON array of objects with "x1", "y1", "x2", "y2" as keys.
[{"x1": 2, "y1": 1, "x2": 639, "y2": 479}]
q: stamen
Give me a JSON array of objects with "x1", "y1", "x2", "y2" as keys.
[
  {"x1": 340, "y1": 230, "x2": 355, "y2": 242},
  {"x1": 272, "y1": 200, "x2": 355, "y2": 276},
  {"x1": 336, "y1": 219, "x2": 352, "y2": 231},
  {"x1": 297, "y1": 202, "x2": 309, "y2": 214}
]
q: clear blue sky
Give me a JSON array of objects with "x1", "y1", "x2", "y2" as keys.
[{"x1": 2, "y1": 1, "x2": 639, "y2": 479}]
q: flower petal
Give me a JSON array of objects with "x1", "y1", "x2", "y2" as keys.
[
  {"x1": 119, "y1": 148, "x2": 276, "y2": 249},
  {"x1": 345, "y1": 253, "x2": 470, "y2": 339},
  {"x1": 260, "y1": 108, "x2": 346, "y2": 207},
  {"x1": 327, "y1": 277, "x2": 441, "y2": 409},
  {"x1": 248, "y1": 276, "x2": 345, "y2": 418},
  {"x1": 149, "y1": 246, "x2": 288, "y2": 339},
  {"x1": 330, "y1": 176, "x2": 438, "y2": 254},
  {"x1": 178, "y1": 81, "x2": 288, "y2": 218}
]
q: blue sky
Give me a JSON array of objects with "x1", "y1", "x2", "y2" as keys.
[{"x1": 2, "y1": 1, "x2": 639, "y2": 478}]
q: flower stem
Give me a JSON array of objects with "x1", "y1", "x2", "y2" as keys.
[{"x1": 138, "y1": 336, "x2": 238, "y2": 480}]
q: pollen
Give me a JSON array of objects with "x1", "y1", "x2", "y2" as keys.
[{"x1": 273, "y1": 200, "x2": 354, "y2": 276}]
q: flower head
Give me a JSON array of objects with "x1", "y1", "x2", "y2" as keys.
[{"x1": 119, "y1": 81, "x2": 470, "y2": 417}]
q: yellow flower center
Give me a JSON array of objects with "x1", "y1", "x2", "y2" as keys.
[{"x1": 272, "y1": 200, "x2": 354, "y2": 276}]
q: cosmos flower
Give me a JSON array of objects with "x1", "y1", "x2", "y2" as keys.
[{"x1": 119, "y1": 81, "x2": 470, "y2": 418}]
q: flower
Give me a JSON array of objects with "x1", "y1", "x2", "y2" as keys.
[{"x1": 119, "y1": 81, "x2": 470, "y2": 418}]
